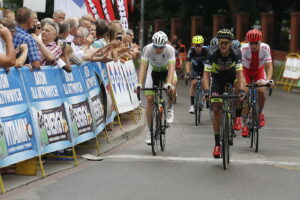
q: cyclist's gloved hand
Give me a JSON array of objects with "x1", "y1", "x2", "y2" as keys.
[
  {"x1": 134, "y1": 83, "x2": 142, "y2": 93},
  {"x1": 164, "y1": 83, "x2": 174, "y2": 91},
  {"x1": 239, "y1": 89, "x2": 246, "y2": 99},
  {"x1": 268, "y1": 80, "x2": 274, "y2": 87},
  {"x1": 184, "y1": 72, "x2": 190, "y2": 80},
  {"x1": 204, "y1": 89, "x2": 210, "y2": 100}
]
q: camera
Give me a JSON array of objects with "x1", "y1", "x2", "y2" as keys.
[
  {"x1": 116, "y1": 34, "x2": 122, "y2": 41},
  {"x1": 58, "y1": 39, "x2": 71, "y2": 49}
]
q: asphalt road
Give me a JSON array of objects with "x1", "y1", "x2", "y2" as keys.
[{"x1": 2, "y1": 80, "x2": 300, "y2": 200}]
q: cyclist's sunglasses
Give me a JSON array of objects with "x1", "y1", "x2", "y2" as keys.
[
  {"x1": 195, "y1": 44, "x2": 203, "y2": 48},
  {"x1": 219, "y1": 41, "x2": 230, "y2": 46},
  {"x1": 249, "y1": 41, "x2": 260, "y2": 45},
  {"x1": 153, "y1": 45, "x2": 165, "y2": 49}
]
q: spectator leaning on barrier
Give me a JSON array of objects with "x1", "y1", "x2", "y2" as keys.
[
  {"x1": 73, "y1": 26, "x2": 93, "y2": 60},
  {"x1": 0, "y1": 17, "x2": 27, "y2": 67},
  {"x1": 0, "y1": 23, "x2": 16, "y2": 69},
  {"x1": 13, "y1": 7, "x2": 41, "y2": 69},
  {"x1": 39, "y1": 21, "x2": 71, "y2": 72},
  {"x1": 53, "y1": 10, "x2": 65, "y2": 24}
]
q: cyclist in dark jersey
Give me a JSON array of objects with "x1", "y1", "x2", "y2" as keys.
[
  {"x1": 185, "y1": 35, "x2": 208, "y2": 113},
  {"x1": 203, "y1": 29, "x2": 246, "y2": 158}
]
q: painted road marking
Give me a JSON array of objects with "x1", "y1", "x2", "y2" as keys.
[{"x1": 104, "y1": 154, "x2": 300, "y2": 167}]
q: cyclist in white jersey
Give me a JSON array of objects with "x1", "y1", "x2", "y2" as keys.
[{"x1": 136, "y1": 31, "x2": 177, "y2": 145}]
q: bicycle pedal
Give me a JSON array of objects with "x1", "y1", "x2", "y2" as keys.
[{"x1": 229, "y1": 140, "x2": 233, "y2": 146}]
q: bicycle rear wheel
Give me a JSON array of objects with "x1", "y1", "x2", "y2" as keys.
[
  {"x1": 221, "y1": 114, "x2": 229, "y2": 169},
  {"x1": 249, "y1": 108, "x2": 254, "y2": 148},
  {"x1": 151, "y1": 105, "x2": 160, "y2": 156}
]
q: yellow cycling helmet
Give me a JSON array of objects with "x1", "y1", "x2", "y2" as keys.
[{"x1": 192, "y1": 35, "x2": 204, "y2": 44}]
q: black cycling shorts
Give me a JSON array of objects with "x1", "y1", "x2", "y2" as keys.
[
  {"x1": 211, "y1": 67, "x2": 237, "y2": 95},
  {"x1": 152, "y1": 71, "x2": 168, "y2": 87}
]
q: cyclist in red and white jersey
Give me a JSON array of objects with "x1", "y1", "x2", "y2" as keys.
[{"x1": 234, "y1": 29, "x2": 274, "y2": 137}]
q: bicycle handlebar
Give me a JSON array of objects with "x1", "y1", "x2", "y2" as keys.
[
  {"x1": 246, "y1": 83, "x2": 273, "y2": 96},
  {"x1": 136, "y1": 87, "x2": 167, "y2": 101},
  {"x1": 210, "y1": 95, "x2": 239, "y2": 99}
]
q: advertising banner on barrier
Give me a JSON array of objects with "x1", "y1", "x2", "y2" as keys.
[
  {"x1": 93, "y1": 62, "x2": 117, "y2": 125},
  {"x1": 106, "y1": 61, "x2": 133, "y2": 114},
  {"x1": 121, "y1": 60, "x2": 140, "y2": 109},
  {"x1": 79, "y1": 63, "x2": 105, "y2": 135},
  {"x1": 283, "y1": 57, "x2": 300, "y2": 79},
  {"x1": 0, "y1": 68, "x2": 38, "y2": 167},
  {"x1": 20, "y1": 67, "x2": 72, "y2": 155},
  {"x1": 60, "y1": 66, "x2": 96, "y2": 145}
]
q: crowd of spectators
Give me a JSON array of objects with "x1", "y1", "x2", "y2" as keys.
[
  {"x1": 0, "y1": 7, "x2": 140, "y2": 73},
  {"x1": 0, "y1": 7, "x2": 141, "y2": 133}
]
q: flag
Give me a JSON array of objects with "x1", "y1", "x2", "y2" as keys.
[{"x1": 54, "y1": 0, "x2": 88, "y2": 18}]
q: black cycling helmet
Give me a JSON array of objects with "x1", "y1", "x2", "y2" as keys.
[{"x1": 216, "y1": 29, "x2": 234, "y2": 41}]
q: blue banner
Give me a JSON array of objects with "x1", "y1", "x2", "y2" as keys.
[
  {"x1": 79, "y1": 63, "x2": 105, "y2": 135},
  {"x1": 20, "y1": 66, "x2": 72, "y2": 155},
  {"x1": 0, "y1": 68, "x2": 38, "y2": 167},
  {"x1": 93, "y1": 62, "x2": 117, "y2": 125},
  {"x1": 60, "y1": 66, "x2": 96, "y2": 145}
]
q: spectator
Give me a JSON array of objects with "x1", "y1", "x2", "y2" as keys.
[
  {"x1": 32, "y1": 11, "x2": 38, "y2": 25},
  {"x1": 89, "y1": 23, "x2": 96, "y2": 40},
  {"x1": 73, "y1": 26, "x2": 93, "y2": 60},
  {"x1": 58, "y1": 22, "x2": 83, "y2": 65},
  {"x1": 53, "y1": 10, "x2": 65, "y2": 24},
  {"x1": 34, "y1": 21, "x2": 41, "y2": 36},
  {"x1": 92, "y1": 19, "x2": 108, "y2": 49},
  {"x1": 81, "y1": 13, "x2": 95, "y2": 23},
  {"x1": 0, "y1": 24, "x2": 16, "y2": 69},
  {"x1": 41, "y1": 18, "x2": 54, "y2": 28},
  {"x1": 0, "y1": 17, "x2": 27, "y2": 67},
  {"x1": 37, "y1": 21, "x2": 71, "y2": 71},
  {"x1": 65, "y1": 17, "x2": 79, "y2": 42},
  {"x1": 3, "y1": 9, "x2": 15, "y2": 21},
  {"x1": 58, "y1": 22, "x2": 70, "y2": 40},
  {"x1": 79, "y1": 18, "x2": 91, "y2": 30},
  {"x1": 13, "y1": 7, "x2": 41, "y2": 69}
]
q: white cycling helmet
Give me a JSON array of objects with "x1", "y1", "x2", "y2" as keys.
[{"x1": 152, "y1": 31, "x2": 168, "y2": 48}]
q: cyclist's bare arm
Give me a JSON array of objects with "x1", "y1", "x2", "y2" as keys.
[
  {"x1": 265, "y1": 62, "x2": 273, "y2": 81},
  {"x1": 166, "y1": 61, "x2": 175, "y2": 84},
  {"x1": 203, "y1": 71, "x2": 210, "y2": 91},
  {"x1": 236, "y1": 70, "x2": 245, "y2": 91},
  {"x1": 138, "y1": 59, "x2": 149, "y2": 84},
  {"x1": 185, "y1": 61, "x2": 191, "y2": 74}
]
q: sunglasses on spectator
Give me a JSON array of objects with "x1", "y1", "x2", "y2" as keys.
[
  {"x1": 34, "y1": 26, "x2": 41, "y2": 30},
  {"x1": 249, "y1": 41, "x2": 260, "y2": 45}
]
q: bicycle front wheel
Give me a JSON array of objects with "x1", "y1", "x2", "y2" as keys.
[
  {"x1": 160, "y1": 104, "x2": 167, "y2": 151},
  {"x1": 151, "y1": 105, "x2": 160, "y2": 156},
  {"x1": 221, "y1": 113, "x2": 230, "y2": 170},
  {"x1": 253, "y1": 104, "x2": 260, "y2": 152}
]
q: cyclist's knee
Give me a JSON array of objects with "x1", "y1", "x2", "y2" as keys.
[
  {"x1": 147, "y1": 95, "x2": 154, "y2": 104},
  {"x1": 212, "y1": 103, "x2": 222, "y2": 114}
]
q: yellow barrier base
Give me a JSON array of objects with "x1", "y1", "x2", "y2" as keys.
[
  {"x1": 15, "y1": 158, "x2": 37, "y2": 176},
  {"x1": 0, "y1": 174, "x2": 5, "y2": 194}
]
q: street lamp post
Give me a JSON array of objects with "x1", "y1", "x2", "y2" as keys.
[{"x1": 140, "y1": 0, "x2": 145, "y2": 50}]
